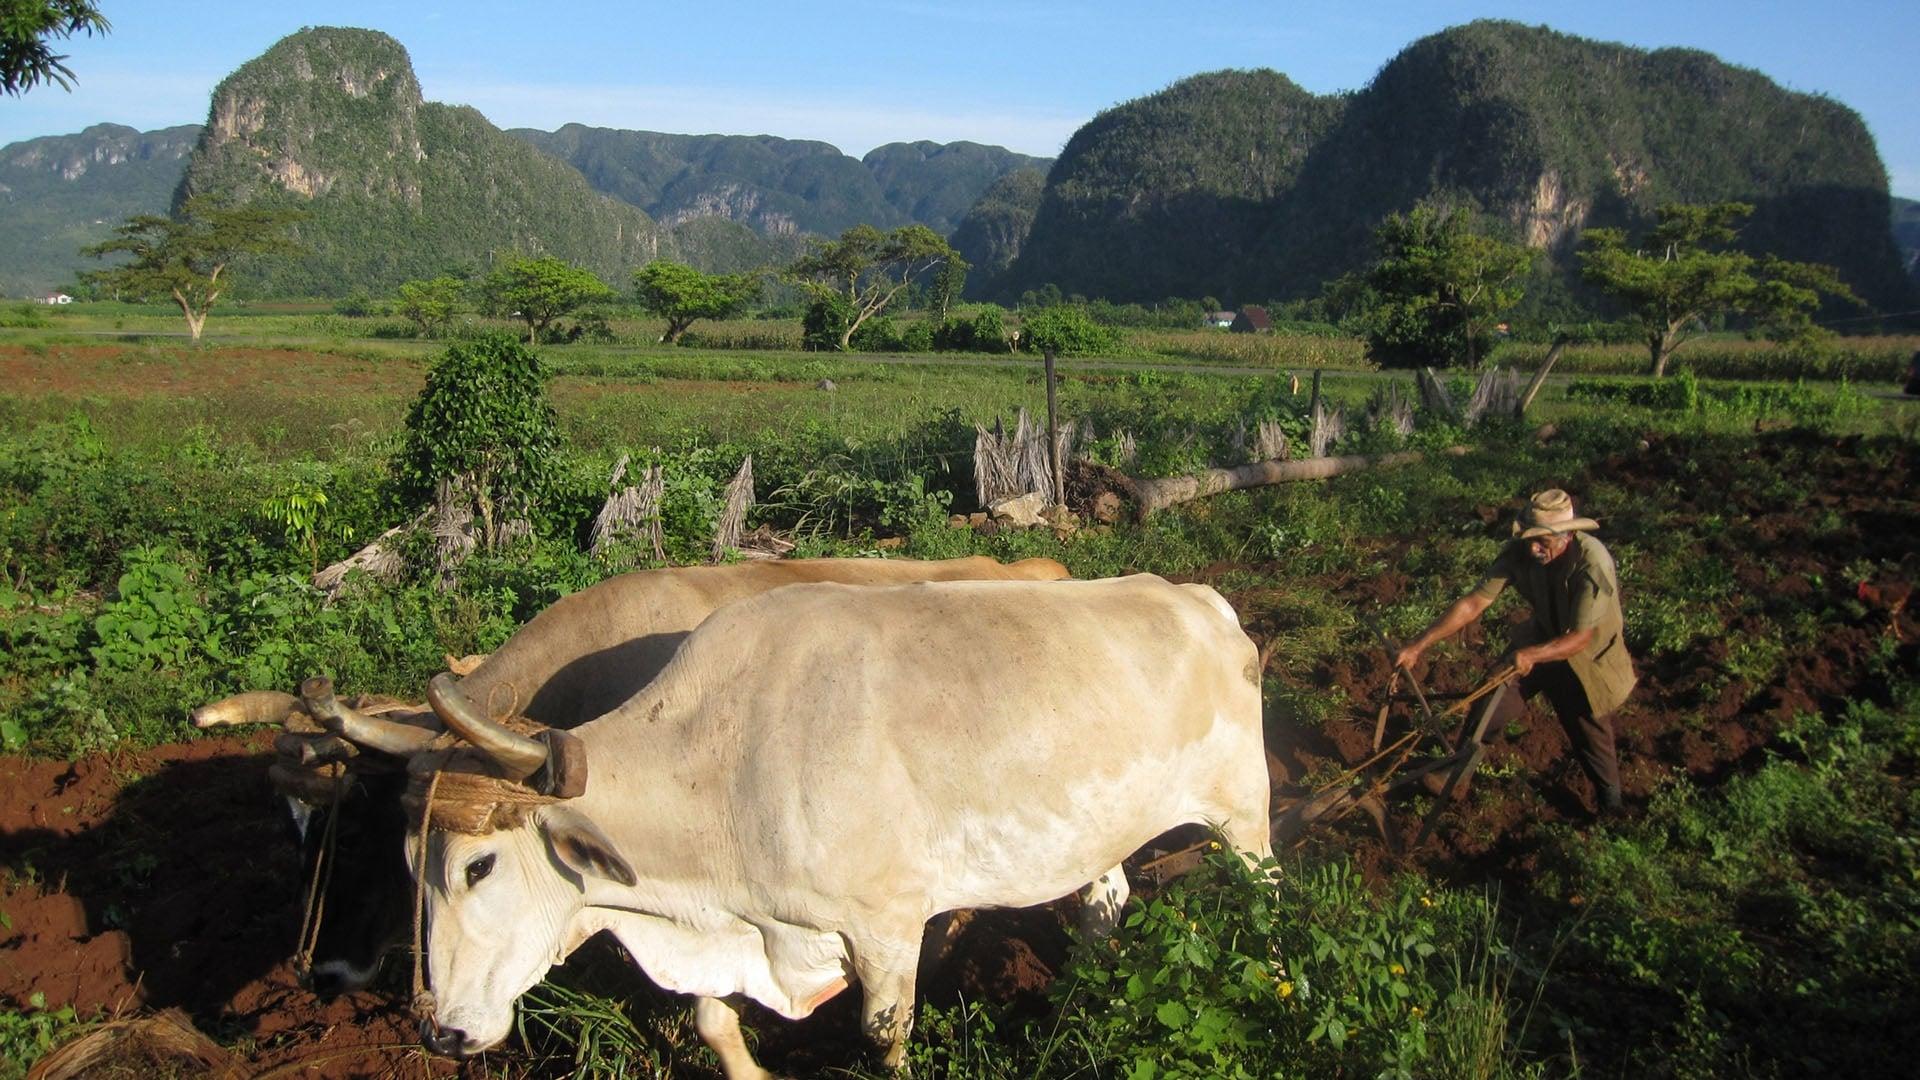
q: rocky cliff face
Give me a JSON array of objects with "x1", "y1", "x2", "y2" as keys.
[{"x1": 174, "y1": 27, "x2": 670, "y2": 296}]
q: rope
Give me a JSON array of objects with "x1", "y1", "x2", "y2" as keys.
[
  {"x1": 410, "y1": 768, "x2": 443, "y2": 1028},
  {"x1": 291, "y1": 769, "x2": 347, "y2": 986}
]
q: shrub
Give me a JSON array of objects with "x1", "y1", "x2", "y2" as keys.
[{"x1": 391, "y1": 333, "x2": 561, "y2": 542}]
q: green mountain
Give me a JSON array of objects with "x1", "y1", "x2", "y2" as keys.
[
  {"x1": 861, "y1": 140, "x2": 1051, "y2": 235},
  {"x1": 0, "y1": 123, "x2": 200, "y2": 297},
  {"x1": 1000, "y1": 21, "x2": 1916, "y2": 315},
  {"x1": 949, "y1": 167, "x2": 1047, "y2": 286},
  {"x1": 509, "y1": 126, "x2": 1047, "y2": 240},
  {"x1": 1895, "y1": 197, "x2": 1920, "y2": 282},
  {"x1": 509, "y1": 125, "x2": 895, "y2": 238},
  {"x1": 176, "y1": 28, "x2": 672, "y2": 296}
]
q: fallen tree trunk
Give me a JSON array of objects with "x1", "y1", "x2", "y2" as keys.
[{"x1": 1131, "y1": 448, "x2": 1462, "y2": 520}]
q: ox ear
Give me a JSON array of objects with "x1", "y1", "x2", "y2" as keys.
[{"x1": 541, "y1": 809, "x2": 636, "y2": 888}]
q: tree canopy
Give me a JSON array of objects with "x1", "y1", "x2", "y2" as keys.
[
  {"x1": 1, "y1": 0, "x2": 108, "y2": 95},
  {"x1": 81, "y1": 194, "x2": 307, "y2": 341},
  {"x1": 786, "y1": 224, "x2": 961, "y2": 351},
  {"x1": 391, "y1": 333, "x2": 559, "y2": 548},
  {"x1": 394, "y1": 276, "x2": 467, "y2": 338},
  {"x1": 1340, "y1": 205, "x2": 1533, "y2": 369},
  {"x1": 1579, "y1": 202, "x2": 1861, "y2": 377},
  {"x1": 480, "y1": 255, "x2": 615, "y2": 344},
  {"x1": 632, "y1": 261, "x2": 761, "y2": 344}
]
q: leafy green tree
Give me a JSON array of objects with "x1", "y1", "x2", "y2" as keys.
[
  {"x1": 81, "y1": 194, "x2": 307, "y2": 341},
  {"x1": 786, "y1": 224, "x2": 960, "y2": 351},
  {"x1": 1344, "y1": 205, "x2": 1534, "y2": 369},
  {"x1": 632, "y1": 260, "x2": 760, "y2": 344},
  {"x1": 1579, "y1": 202, "x2": 1861, "y2": 377},
  {"x1": 391, "y1": 333, "x2": 559, "y2": 548},
  {"x1": 394, "y1": 275, "x2": 467, "y2": 338},
  {"x1": 480, "y1": 255, "x2": 615, "y2": 345},
  {"x1": 1, "y1": 0, "x2": 108, "y2": 94}
]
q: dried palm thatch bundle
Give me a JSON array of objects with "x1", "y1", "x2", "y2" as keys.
[
  {"x1": 1254, "y1": 419, "x2": 1289, "y2": 462},
  {"x1": 312, "y1": 522, "x2": 407, "y2": 598},
  {"x1": 1309, "y1": 401, "x2": 1346, "y2": 458},
  {"x1": 431, "y1": 476, "x2": 478, "y2": 588},
  {"x1": 1366, "y1": 380, "x2": 1416, "y2": 437},
  {"x1": 589, "y1": 454, "x2": 667, "y2": 563},
  {"x1": 974, "y1": 408, "x2": 1075, "y2": 507},
  {"x1": 1417, "y1": 367, "x2": 1460, "y2": 422},
  {"x1": 1463, "y1": 366, "x2": 1523, "y2": 425},
  {"x1": 710, "y1": 455, "x2": 755, "y2": 563},
  {"x1": 27, "y1": 1008, "x2": 240, "y2": 1080}
]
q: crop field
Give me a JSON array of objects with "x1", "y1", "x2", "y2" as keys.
[{"x1": 0, "y1": 325, "x2": 1916, "y2": 1079}]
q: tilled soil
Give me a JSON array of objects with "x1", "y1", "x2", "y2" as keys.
[{"x1": 2, "y1": 428, "x2": 1914, "y2": 1077}]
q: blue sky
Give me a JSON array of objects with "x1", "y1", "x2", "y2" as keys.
[{"x1": 4, "y1": 2, "x2": 1915, "y2": 198}]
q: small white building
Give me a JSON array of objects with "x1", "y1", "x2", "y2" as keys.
[{"x1": 41, "y1": 293, "x2": 73, "y2": 305}]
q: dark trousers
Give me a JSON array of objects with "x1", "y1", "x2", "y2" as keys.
[{"x1": 1474, "y1": 661, "x2": 1621, "y2": 805}]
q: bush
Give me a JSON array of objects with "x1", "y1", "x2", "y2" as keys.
[
  {"x1": 934, "y1": 305, "x2": 1009, "y2": 353},
  {"x1": 391, "y1": 333, "x2": 562, "y2": 539}
]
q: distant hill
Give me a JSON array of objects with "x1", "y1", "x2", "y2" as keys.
[
  {"x1": 174, "y1": 27, "x2": 682, "y2": 297},
  {"x1": 861, "y1": 141, "x2": 1051, "y2": 235},
  {"x1": 0, "y1": 123, "x2": 199, "y2": 296},
  {"x1": 1895, "y1": 197, "x2": 1920, "y2": 283},
  {"x1": 509, "y1": 126, "x2": 1047, "y2": 240},
  {"x1": 999, "y1": 21, "x2": 1917, "y2": 316},
  {"x1": 949, "y1": 167, "x2": 1047, "y2": 288}
]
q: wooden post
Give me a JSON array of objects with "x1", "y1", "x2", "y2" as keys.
[
  {"x1": 1045, "y1": 348, "x2": 1063, "y2": 508},
  {"x1": 1515, "y1": 335, "x2": 1572, "y2": 419},
  {"x1": 1307, "y1": 367, "x2": 1323, "y2": 421}
]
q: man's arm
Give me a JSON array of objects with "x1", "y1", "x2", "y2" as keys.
[
  {"x1": 1510, "y1": 625, "x2": 1596, "y2": 676},
  {"x1": 1394, "y1": 592, "x2": 1496, "y2": 672}
]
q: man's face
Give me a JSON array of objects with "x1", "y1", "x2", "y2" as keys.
[{"x1": 1526, "y1": 532, "x2": 1572, "y2": 564}]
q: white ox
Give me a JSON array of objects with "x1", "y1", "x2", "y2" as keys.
[{"x1": 407, "y1": 574, "x2": 1273, "y2": 1077}]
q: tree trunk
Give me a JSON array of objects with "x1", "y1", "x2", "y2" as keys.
[
  {"x1": 1044, "y1": 349, "x2": 1063, "y2": 508},
  {"x1": 1132, "y1": 449, "x2": 1453, "y2": 520},
  {"x1": 1514, "y1": 336, "x2": 1571, "y2": 418}
]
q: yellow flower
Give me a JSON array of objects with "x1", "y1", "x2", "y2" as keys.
[
  {"x1": 1390, "y1": 963, "x2": 1405, "y2": 976},
  {"x1": 1410, "y1": 1006, "x2": 1424, "y2": 1017},
  {"x1": 1419, "y1": 895, "x2": 1433, "y2": 908},
  {"x1": 1277, "y1": 980, "x2": 1295, "y2": 999}
]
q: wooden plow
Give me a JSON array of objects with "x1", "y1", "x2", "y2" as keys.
[{"x1": 1269, "y1": 624, "x2": 1521, "y2": 856}]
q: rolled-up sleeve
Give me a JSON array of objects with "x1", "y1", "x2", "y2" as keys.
[{"x1": 1470, "y1": 549, "x2": 1515, "y2": 603}]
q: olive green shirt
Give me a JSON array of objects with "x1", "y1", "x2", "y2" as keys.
[{"x1": 1470, "y1": 531, "x2": 1637, "y2": 716}]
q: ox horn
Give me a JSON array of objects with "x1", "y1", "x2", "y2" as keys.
[
  {"x1": 191, "y1": 690, "x2": 303, "y2": 729},
  {"x1": 301, "y1": 676, "x2": 441, "y2": 757},
  {"x1": 426, "y1": 672, "x2": 548, "y2": 780}
]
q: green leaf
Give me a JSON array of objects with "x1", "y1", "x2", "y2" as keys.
[{"x1": 1155, "y1": 1000, "x2": 1190, "y2": 1029}]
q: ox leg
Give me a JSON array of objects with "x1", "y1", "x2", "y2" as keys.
[
  {"x1": 693, "y1": 996, "x2": 773, "y2": 1080},
  {"x1": 847, "y1": 925, "x2": 924, "y2": 1073},
  {"x1": 1078, "y1": 864, "x2": 1130, "y2": 939}
]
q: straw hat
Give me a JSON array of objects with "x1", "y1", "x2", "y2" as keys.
[{"x1": 1512, "y1": 489, "x2": 1599, "y2": 539}]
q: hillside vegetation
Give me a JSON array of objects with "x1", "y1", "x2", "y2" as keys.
[
  {"x1": 0, "y1": 124, "x2": 199, "y2": 297},
  {"x1": 998, "y1": 20, "x2": 1915, "y2": 317}
]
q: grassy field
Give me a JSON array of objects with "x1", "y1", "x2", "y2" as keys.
[{"x1": 1, "y1": 330, "x2": 1916, "y2": 1078}]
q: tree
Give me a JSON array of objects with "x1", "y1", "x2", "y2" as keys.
[
  {"x1": 391, "y1": 333, "x2": 559, "y2": 549},
  {"x1": 480, "y1": 255, "x2": 615, "y2": 345},
  {"x1": 632, "y1": 261, "x2": 760, "y2": 344},
  {"x1": 82, "y1": 195, "x2": 306, "y2": 342},
  {"x1": 1, "y1": 0, "x2": 108, "y2": 95},
  {"x1": 786, "y1": 224, "x2": 960, "y2": 351},
  {"x1": 1579, "y1": 202, "x2": 1861, "y2": 377},
  {"x1": 1344, "y1": 205, "x2": 1534, "y2": 369},
  {"x1": 394, "y1": 276, "x2": 467, "y2": 338}
]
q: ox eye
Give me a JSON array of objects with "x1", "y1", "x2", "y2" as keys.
[{"x1": 465, "y1": 854, "x2": 495, "y2": 889}]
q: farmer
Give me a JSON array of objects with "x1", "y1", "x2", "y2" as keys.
[{"x1": 1393, "y1": 489, "x2": 1636, "y2": 816}]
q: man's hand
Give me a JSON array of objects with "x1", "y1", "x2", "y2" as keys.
[
  {"x1": 1509, "y1": 647, "x2": 1536, "y2": 677},
  {"x1": 1393, "y1": 643, "x2": 1424, "y2": 672}
]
